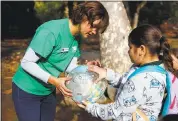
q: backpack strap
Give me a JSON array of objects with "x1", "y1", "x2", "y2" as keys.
[
  {"x1": 161, "y1": 71, "x2": 171, "y2": 116},
  {"x1": 128, "y1": 65, "x2": 171, "y2": 117},
  {"x1": 128, "y1": 65, "x2": 166, "y2": 79},
  {"x1": 133, "y1": 109, "x2": 149, "y2": 121}
]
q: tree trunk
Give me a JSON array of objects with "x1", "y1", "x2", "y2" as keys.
[
  {"x1": 132, "y1": 1, "x2": 147, "y2": 29},
  {"x1": 100, "y1": 2, "x2": 132, "y2": 101}
]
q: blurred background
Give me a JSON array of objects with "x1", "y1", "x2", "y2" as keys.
[{"x1": 1, "y1": 1, "x2": 178, "y2": 121}]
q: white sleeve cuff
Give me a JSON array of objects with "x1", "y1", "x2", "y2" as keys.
[
  {"x1": 106, "y1": 68, "x2": 116, "y2": 81},
  {"x1": 85, "y1": 103, "x2": 94, "y2": 112}
]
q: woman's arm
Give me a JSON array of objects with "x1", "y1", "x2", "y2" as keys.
[
  {"x1": 21, "y1": 47, "x2": 72, "y2": 96},
  {"x1": 21, "y1": 47, "x2": 51, "y2": 83}
]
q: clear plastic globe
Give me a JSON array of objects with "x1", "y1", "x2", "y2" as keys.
[{"x1": 66, "y1": 65, "x2": 107, "y2": 103}]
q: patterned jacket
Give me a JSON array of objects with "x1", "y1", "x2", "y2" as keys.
[{"x1": 85, "y1": 64, "x2": 166, "y2": 121}]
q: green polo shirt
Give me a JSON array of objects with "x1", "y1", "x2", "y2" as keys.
[{"x1": 13, "y1": 18, "x2": 80, "y2": 95}]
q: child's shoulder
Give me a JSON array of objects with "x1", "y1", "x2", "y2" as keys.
[{"x1": 129, "y1": 65, "x2": 166, "y2": 85}]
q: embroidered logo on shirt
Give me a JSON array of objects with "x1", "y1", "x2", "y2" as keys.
[
  {"x1": 60, "y1": 48, "x2": 69, "y2": 53},
  {"x1": 72, "y1": 46, "x2": 77, "y2": 53}
]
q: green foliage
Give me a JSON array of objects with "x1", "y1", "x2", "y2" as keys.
[
  {"x1": 168, "y1": 2, "x2": 178, "y2": 24},
  {"x1": 169, "y1": 2, "x2": 178, "y2": 17},
  {"x1": 34, "y1": 1, "x2": 66, "y2": 23},
  {"x1": 137, "y1": 1, "x2": 178, "y2": 25}
]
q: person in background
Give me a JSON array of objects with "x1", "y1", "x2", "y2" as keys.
[
  {"x1": 165, "y1": 48, "x2": 178, "y2": 114},
  {"x1": 77, "y1": 25, "x2": 174, "y2": 121},
  {"x1": 12, "y1": 1, "x2": 109, "y2": 121},
  {"x1": 170, "y1": 48, "x2": 178, "y2": 74}
]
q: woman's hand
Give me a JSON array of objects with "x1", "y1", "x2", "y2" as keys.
[
  {"x1": 88, "y1": 65, "x2": 107, "y2": 83},
  {"x1": 48, "y1": 76, "x2": 72, "y2": 97},
  {"x1": 86, "y1": 59, "x2": 101, "y2": 67}
]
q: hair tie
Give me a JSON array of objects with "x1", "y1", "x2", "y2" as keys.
[{"x1": 160, "y1": 36, "x2": 165, "y2": 43}]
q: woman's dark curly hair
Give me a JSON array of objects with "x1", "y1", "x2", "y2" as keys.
[{"x1": 69, "y1": 1, "x2": 109, "y2": 33}]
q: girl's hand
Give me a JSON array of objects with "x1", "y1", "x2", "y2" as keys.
[
  {"x1": 75, "y1": 101, "x2": 90, "y2": 109},
  {"x1": 85, "y1": 59, "x2": 101, "y2": 67},
  {"x1": 48, "y1": 76, "x2": 72, "y2": 97},
  {"x1": 88, "y1": 65, "x2": 107, "y2": 83}
]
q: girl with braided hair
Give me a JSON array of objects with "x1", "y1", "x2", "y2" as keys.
[{"x1": 77, "y1": 25, "x2": 176, "y2": 121}]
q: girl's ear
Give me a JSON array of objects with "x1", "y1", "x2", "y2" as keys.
[{"x1": 139, "y1": 45, "x2": 146, "y2": 56}]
